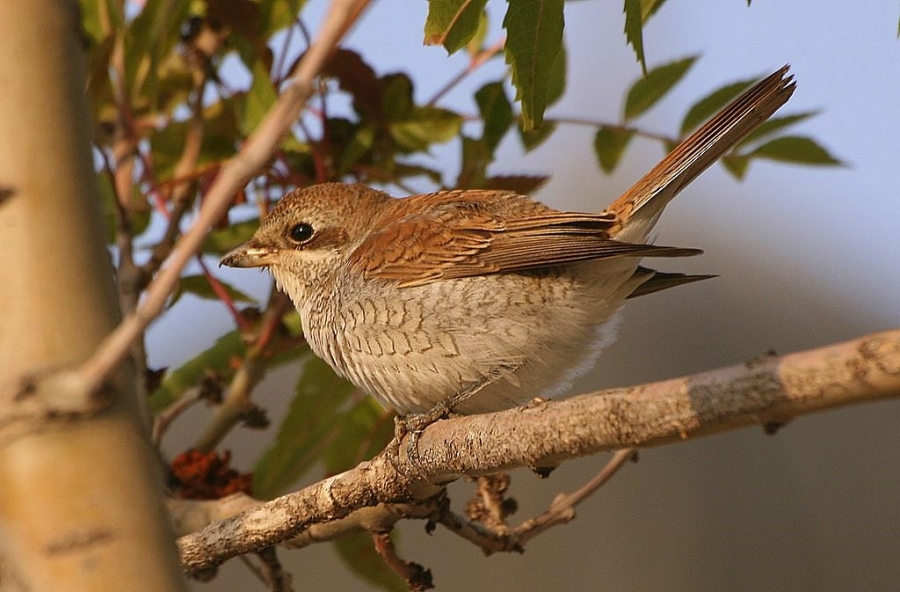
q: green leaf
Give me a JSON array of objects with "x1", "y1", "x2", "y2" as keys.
[
  {"x1": 389, "y1": 107, "x2": 463, "y2": 152},
  {"x1": 149, "y1": 328, "x2": 309, "y2": 412},
  {"x1": 339, "y1": 123, "x2": 377, "y2": 173},
  {"x1": 381, "y1": 74, "x2": 415, "y2": 121},
  {"x1": 170, "y1": 275, "x2": 257, "y2": 306},
  {"x1": 475, "y1": 81, "x2": 514, "y2": 152},
  {"x1": 594, "y1": 126, "x2": 635, "y2": 174},
  {"x1": 253, "y1": 357, "x2": 357, "y2": 499},
  {"x1": 679, "y1": 78, "x2": 755, "y2": 135},
  {"x1": 749, "y1": 136, "x2": 843, "y2": 166},
  {"x1": 466, "y1": 10, "x2": 490, "y2": 57},
  {"x1": 154, "y1": 52, "x2": 195, "y2": 117},
  {"x1": 150, "y1": 99, "x2": 238, "y2": 180},
  {"x1": 259, "y1": 0, "x2": 306, "y2": 35},
  {"x1": 238, "y1": 60, "x2": 278, "y2": 136},
  {"x1": 624, "y1": 56, "x2": 697, "y2": 121},
  {"x1": 503, "y1": 0, "x2": 565, "y2": 130},
  {"x1": 323, "y1": 398, "x2": 393, "y2": 473},
  {"x1": 721, "y1": 153, "x2": 750, "y2": 180},
  {"x1": 86, "y1": 35, "x2": 117, "y2": 129},
  {"x1": 518, "y1": 119, "x2": 557, "y2": 151},
  {"x1": 622, "y1": 0, "x2": 665, "y2": 73},
  {"x1": 737, "y1": 112, "x2": 819, "y2": 147},
  {"x1": 203, "y1": 219, "x2": 260, "y2": 254},
  {"x1": 124, "y1": 0, "x2": 192, "y2": 107},
  {"x1": 545, "y1": 42, "x2": 567, "y2": 108},
  {"x1": 80, "y1": 0, "x2": 121, "y2": 44},
  {"x1": 456, "y1": 135, "x2": 491, "y2": 189},
  {"x1": 281, "y1": 309, "x2": 303, "y2": 335},
  {"x1": 333, "y1": 532, "x2": 407, "y2": 592},
  {"x1": 640, "y1": 0, "x2": 668, "y2": 19},
  {"x1": 388, "y1": 162, "x2": 444, "y2": 185},
  {"x1": 623, "y1": 0, "x2": 646, "y2": 74},
  {"x1": 149, "y1": 331, "x2": 242, "y2": 412},
  {"x1": 424, "y1": 0, "x2": 489, "y2": 54}
]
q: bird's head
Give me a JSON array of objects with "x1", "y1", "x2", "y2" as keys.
[{"x1": 220, "y1": 182, "x2": 391, "y2": 304}]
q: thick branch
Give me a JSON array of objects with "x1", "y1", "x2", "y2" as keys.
[{"x1": 177, "y1": 329, "x2": 900, "y2": 574}]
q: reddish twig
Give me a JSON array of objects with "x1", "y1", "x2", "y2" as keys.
[
  {"x1": 372, "y1": 532, "x2": 433, "y2": 591},
  {"x1": 427, "y1": 37, "x2": 506, "y2": 106}
]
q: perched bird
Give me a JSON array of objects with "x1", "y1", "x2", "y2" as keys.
[{"x1": 222, "y1": 66, "x2": 795, "y2": 420}]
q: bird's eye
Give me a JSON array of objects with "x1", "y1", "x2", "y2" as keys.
[{"x1": 288, "y1": 222, "x2": 314, "y2": 243}]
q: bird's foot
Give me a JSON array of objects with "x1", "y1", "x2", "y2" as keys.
[
  {"x1": 385, "y1": 372, "x2": 504, "y2": 474},
  {"x1": 387, "y1": 400, "x2": 454, "y2": 476}
]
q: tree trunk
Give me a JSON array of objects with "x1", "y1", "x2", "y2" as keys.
[{"x1": 0, "y1": 2, "x2": 187, "y2": 590}]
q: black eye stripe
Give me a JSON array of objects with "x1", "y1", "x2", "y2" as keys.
[{"x1": 288, "y1": 222, "x2": 314, "y2": 243}]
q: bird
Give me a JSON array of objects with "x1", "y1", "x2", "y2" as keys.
[{"x1": 221, "y1": 66, "x2": 795, "y2": 422}]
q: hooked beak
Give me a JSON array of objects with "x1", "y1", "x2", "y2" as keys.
[{"x1": 220, "y1": 242, "x2": 279, "y2": 268}]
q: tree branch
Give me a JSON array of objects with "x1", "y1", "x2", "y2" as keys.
[{"x1": 177, "y1": 329, "x2": 900, "y2": 574}]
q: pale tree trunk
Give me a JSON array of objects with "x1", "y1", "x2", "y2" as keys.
[{"x1": 0, "y1": 2, "x2": 186, "y2": 590}]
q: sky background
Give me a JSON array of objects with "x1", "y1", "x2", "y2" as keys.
[{"x1": 150, "y1": 1, "x2": 900, "y2": 590}]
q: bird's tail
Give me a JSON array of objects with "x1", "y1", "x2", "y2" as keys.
[{"x1": 609, "y1": 65, "x2": 795, "y2": 243}]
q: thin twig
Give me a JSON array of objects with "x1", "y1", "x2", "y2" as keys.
[
  {"x1": 273, "y1": 23, "x2": 297, "y2": 87},
  {"x1": 434, "y1": 506, "x2": 515, "y2": 554},
  {"x1": 513, "y1": 448, "x2": 636, "y2": 546},
  {"x1": 252, "y1": 547, "x2": 293, "y2": 592},
  {"x1": 427, "y1": 37, "x2": 506, "y2": 106},
  {"x1": 190, "y1": 356, "x2": 264, "y2": 453},
  {"x1": 107, "y1": 32, "x2": 154, "y2": 423},
  {"x1": 152, "y1": 387, "x2": 203, "y2": 447},
  {"x1": 547, "y1": 116, "x2": 674, "y2": 143},
  {"x1": 197, "y1": 256, "x2": 251, "y2": 332},
  {"x1": 372, "y1": 532, "x2": 433, "y2": 591},
  {"x1": 439, "y1": 451, "x2": 637, "y2": 554},
  {"x1": 142, "y1": 70, "x2": 209, "y2": 278},
  {"x1": 190, "y1": 286, "x2": 294, "y2": 452},
  {"x1": 254, "y1": 290, "x2": 293, "y2": 351}
]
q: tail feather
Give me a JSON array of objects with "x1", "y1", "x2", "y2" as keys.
[
  {"x1": 626, "y1": 267, "x2": 717, "y2": 299},
  {"x1": 610, "y1": 66, "x2": 795, "y2": 242}
]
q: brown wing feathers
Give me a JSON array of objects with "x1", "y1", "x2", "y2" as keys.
[{"x1": 356, "y1": 206, "x2": 700, "y2": 287}]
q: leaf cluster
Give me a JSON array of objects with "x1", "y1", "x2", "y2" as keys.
[
  {"x1": 423, "y1": 2, "x2": 838, "y2": 178},
  {"x1": 593, "y1": 57, "x2": 839, "y2": 177}
]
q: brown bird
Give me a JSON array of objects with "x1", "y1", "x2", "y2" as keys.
[{"x1": 222, "y1": 66, "x2": 795, "y2": 419}]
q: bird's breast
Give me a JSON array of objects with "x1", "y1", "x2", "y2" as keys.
[{"x1": 298, "y1": 261, "x2": 638, "y2": 415}]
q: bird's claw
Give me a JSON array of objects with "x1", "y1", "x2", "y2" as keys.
[{"x1": 386, "y1": 402, "x2": 454, "y2": 475}]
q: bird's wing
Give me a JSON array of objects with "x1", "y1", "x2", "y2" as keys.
[{"x1": 349, "y1": 195, "x2": 699, "y2": 288}]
